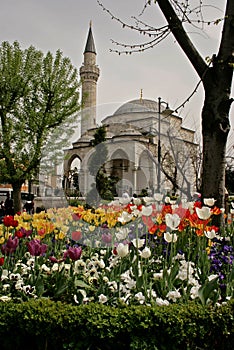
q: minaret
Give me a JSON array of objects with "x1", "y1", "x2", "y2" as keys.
[{"x1": 80, "y1": 22, "x2": 100, "y2": 135}]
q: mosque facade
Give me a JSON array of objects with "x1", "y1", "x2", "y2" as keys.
[{"x1": 64, "y1": 24, "x2": 198, "y2": 200}]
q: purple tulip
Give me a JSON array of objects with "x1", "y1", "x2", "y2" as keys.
[
  {"x1": 63, "y1": 246, "x2": 82, "y2": 261},
  {"x1": 1, "y1": 236, "x2": 19, "y2": 255},
  {"x1": 102, "y1": 233, "x2": 112, "y2": 244},
  {"x1": 21, "y1": 227, "x2": 33, "y2": 237},
  {"x1": 27, "y1": 239, "x2": 48, "y2": 256}
]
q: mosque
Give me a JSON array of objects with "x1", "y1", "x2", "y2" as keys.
[{"x1": 63, "y1": 24, "x2": 197, "y2": 200}]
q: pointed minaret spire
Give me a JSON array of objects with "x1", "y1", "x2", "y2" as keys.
[
  {"x1": 80, "y1": 22, "x2": 100, "y2": 135},
  {"x1": 84, "y1": 20, "x2": 96, "y2": 54}
]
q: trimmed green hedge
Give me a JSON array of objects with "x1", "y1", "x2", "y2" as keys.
[{"x1": 0, "y1": 299, "x2": 233, "y2": 350}]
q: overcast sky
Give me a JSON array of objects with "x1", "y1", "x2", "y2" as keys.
[{"x1": 1, "y1": 0, "x2": 233, "y2": 152}]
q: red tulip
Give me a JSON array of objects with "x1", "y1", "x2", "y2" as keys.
[{"x1": 71, "y1": 231, "x2": 82, "y2": 241}]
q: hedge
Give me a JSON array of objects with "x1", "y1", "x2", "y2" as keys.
[{"x1": 0, "y1": 299, "x2": 233, "y2": 350}]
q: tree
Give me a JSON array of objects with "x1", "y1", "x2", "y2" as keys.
[
  {"x1": 146, "y1": 125, "x2": 196, "y2": 198},
  {"x1": 87, "y1": 125, "x2": 117, "y2": 206},
  {"x1": 98, "y1": 0, "x2": 234, "y2": 212},
  {"x1": 0, "y1": 41, "x2": 80, "y2": 212}
]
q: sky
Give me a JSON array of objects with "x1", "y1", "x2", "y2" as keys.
[{"x1": 1, "y1": 0, "x2": 233, "y2": 153}]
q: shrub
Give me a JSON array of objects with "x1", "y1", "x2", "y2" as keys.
[{"x1": 0, "y1": 299, "x2": 233, "y2": 350}]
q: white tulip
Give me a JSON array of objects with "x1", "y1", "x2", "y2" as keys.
[
  {"x1": 141, "y1": 205, "x2": 153, "y2": 216},
  {"x1": 140, "y1": 247, "x2": 151, "y2": 259},
  {"x1": 118, "y1": 211, "x2": 133, "y2": 223},
  {"x1": 116, "y1": 243, "x2": 129, "y2": 258},
  {"x1": 115, "y1": 227, "x2": 129, "y2": 241},
  {"x1": 203, "y1": 198, "x2": 216, "y2": 207},
  {"x1": 132, "y1": 238, "x2": 145, "y2": 248},
  {"x1": 165, "y1": 213, "x2": 180, "y2": 230},
  {"x1": 208, "y1": 274, "x2": 219, "y2": 281},
  {"x1": 164, "y1": 232, "x2": 178, "y2": 243},
  {"x1": 195, "y1": 206, "x2": 212, "y2": 220},
  {"x1": 205, "y1": 229, "x2": 217, "y2": 239}
]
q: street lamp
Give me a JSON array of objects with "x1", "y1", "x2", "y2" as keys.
[{"x1": 157, "y1": 97, "x2": 170, "y2": 193}]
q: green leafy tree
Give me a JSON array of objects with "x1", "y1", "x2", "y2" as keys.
[
  {"x1": 0, "y1": 41, "x2": 80, "y2": 212},
  {"x1": 98, "y1": 0, "x2": 234, "y2": 218},
  {"x1": 87, "y1": 126, "x2": 117, "y2": 206}
]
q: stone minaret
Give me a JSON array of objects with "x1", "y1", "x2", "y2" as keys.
[{"x1": 79, "y1": 22, "x2": 100, "y2": 135}]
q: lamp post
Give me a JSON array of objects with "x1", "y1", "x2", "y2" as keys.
[{"x1": 157, "y1": 97, "x2": 169, "y2": 193}]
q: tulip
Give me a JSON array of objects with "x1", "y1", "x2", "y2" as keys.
[
  {"x1": 203, "y1": 198, "x2": 216, "y2": 207},
  {"x1": 205, "y1": 229, "x2": 217, "y2": 239},
  {"x1": 116, "y1": 243, "x2": 129, "y2": 258},
  {"x1": 164, "y1": 232, "x2": 178, "y2": 243},
  {"x1": 64, "y1": 246, "x2": 82, "y2": 261},
  {"x1": 165, "y1": 213, "x2": 180, "y2": 230},
  {"x1": 71, "y1": 231, "x2": 82, "y2": 241},
  {"x1": 27, "y1": 239, "x2": 48, "y2": 256},
  {"x1": 1, "y1": 236, "x2": 19, "y2": 255},
  {"x1": 141, "y1": 205, "x2": 153, "y2": 216},
  {"x1": 2, "y1": 216, "x2": 18, "y2": 228},
  {"x1": 195, "y1": 206, "x2": 211, "y2": 220},
  {"x1": 132, "y1": 238, "x2": 145, "y2": 249},
  {"x1": 115, "y1": 227, "x2": 129, "y2": 241},
  {"x1": 102, "y1": 233, "x2": 112, "y2": 244},
  {"x1": 141, "y1": 247, "x2": 151, "y2": 259},
  {"x1": 118, "y1": 211, "x2": 133, "y2": 224}
]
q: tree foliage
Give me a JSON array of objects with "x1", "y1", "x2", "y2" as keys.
[
  {"x1": 87, "y1": 126, "x2": 117, "y2": 206},
  {"x1": 0, "y1": 41, "x2": 80, "y2": 211}
]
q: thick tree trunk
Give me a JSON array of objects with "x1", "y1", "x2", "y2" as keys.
[
  {"x1": 11, "y1": 181, "x2": 23, "y2": 214},
  {"x1": 201, "y1": 122, "x2": 227, "y2": 208},
  {"x1": 201, "y1": 64, "x2": 232, "y2": 210}
]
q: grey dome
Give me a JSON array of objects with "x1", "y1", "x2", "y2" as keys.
[{"x1": 113, "y1": 99, "x2": 164, "y2": 115}]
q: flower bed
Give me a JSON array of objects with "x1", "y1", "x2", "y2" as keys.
[{"x1": 0, "y1": 196, "x2": 233, "y2": 306}]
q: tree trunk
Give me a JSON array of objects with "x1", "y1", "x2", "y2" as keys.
[
  {"x1": 201, "y1": 65, "x2": 232, "y2": 210},
  {"x1": 11, "y1": 181, "x2": 23, "y2": 214},
  {"x1": 201, "y1": 124, "x2": 227, "y2": 208}
]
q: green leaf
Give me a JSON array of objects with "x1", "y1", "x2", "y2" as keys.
[
  {"x1": 75, "y1": 279, "x2": 92, "y2": 289},
  {"x1": 35, "y1": 275, "x2": 45, "y2": 297},
  {"x1": 198, "y1": 277, "x2": 219, "y2": 305}
]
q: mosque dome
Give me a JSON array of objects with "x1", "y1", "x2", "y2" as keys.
[{"x1": 113, "y1": 99, "x2": 165, "y2": 116}]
